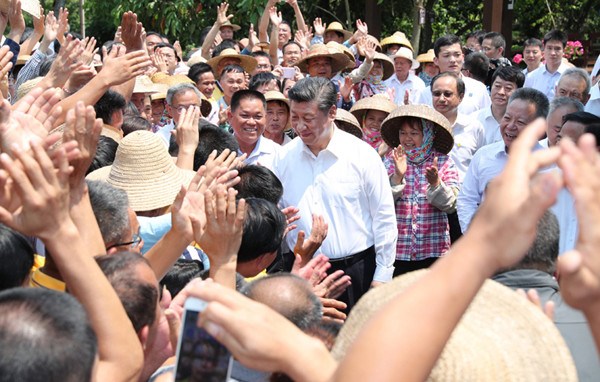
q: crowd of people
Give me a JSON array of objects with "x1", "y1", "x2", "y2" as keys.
[{"x1": 2, "y1": 0, "x2": 600, "y2": 380}]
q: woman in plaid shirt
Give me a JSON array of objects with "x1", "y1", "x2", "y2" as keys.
[{"x1": 380, "y1": 105, "x2": 460, "y2": 277}]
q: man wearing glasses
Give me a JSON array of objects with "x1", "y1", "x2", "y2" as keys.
[{"x1": 156, "y1": 83, "x2": 205, "y2": 147}]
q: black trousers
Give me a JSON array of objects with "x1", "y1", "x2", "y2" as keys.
[
  {"x1": 447, "y1": 211, "x2": 462, "y2": 244},
  {"x1": 328, "y1": 246, "x2": 376, "y2": 313},
  {"x1": 393, "y1": 257, "x2": 438, "y2": 277}
]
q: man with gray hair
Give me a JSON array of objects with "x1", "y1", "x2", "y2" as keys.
[
  {"x1": 155, "y1": 83, "x2": 205, "y2": 146},
  {"x1": 272, "y1": 77, "x2": 397, "y2": 311},
  {"x1": 555, "y1": 67, "x2": 592, "y2": 104},
  {"x1": 541, "y1": 96, "x2": 585, "y2": 148}
]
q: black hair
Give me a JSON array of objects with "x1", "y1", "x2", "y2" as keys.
[
  {"x1": 463, "y1": 52, "x2": 490, "y2": 83},
  {"x1": 230, "y1": 89, "x2": 267, "y2": 112},
  {"x1": 153, "y1": 42, "x2": 180, "y2": 61},
  {"x1": 238, "y1": 198, "x2": 286, "y2": 263},
  {"x1": 523, "y1": 37, "x2": 543, "y2": 50},
  {"x1": 212, "y1": 40, "x2": 238, "y2": 58},
  {"x1": 251, "y1": 50, "x2": 271, "y2": 60},
  {"x1": 0, "y1": 288, "x2": 97, "y2": 382},
  {"x1": 0, "y1": 224, "x2": 34, "y2": 290},
  {"x1": 220, "y1": 63, "x2": 246, "y2": 80},
  {"x1": 288, "y1": 77, "x2": 336, "y2": 112},
  {"x1": 430, "y1": 71, "x2": 466, "y2": 98},
  {"x1": 234, "y1": 165, "x2": 283, "y2": 204},
  {"x1": 434, "y1": 35, "x2": 461, "y2": 57},
  {"x1": 87, "y1": 180, "x2": 130, "y2": 247},
  {"x1": 584, "y1": 123, "x2": 600, "y2": 148},
  {"x1": 562, "y1": 111, "x2": 600, "y2": 127},
  {"x1": 543, "y1": 30, "x2": 568, "y2": 47},
  {"x1": 94, "y1": 89, "x2": 126, "y2": 125},
  {"x1": 96, "y1": 252, "x2": 158, "y2": 333},
  {"x1": 249, "y1": 72, "x2": 280, "y2": 92},
  {"x1": 282, "y1": 41, "x2": 301, "y2": 54},
  {"x1": 491, "y1": 66, "x2": 526, "y2": 88},
  {"x1": 122, "y1": 116, "x2": 152, "y2": 136},
  {"x1": 483, "y1": 32, "x2": 506, "y2": 50},
  {"x1": 509, "y1": 88, "x2": 550, "y2": 119},
  {"x1": 187, "y1": 62, "x2": 215, "y2": 84},
  {"x1": 159, "y1": 259, "x2": 204, "y2": 298},
  {"x1": 123, "y1": 101, "x2": 141, "y2": 117},
  {"x1": 87, "y1": 136, "x2": 118, "y2": 175}
]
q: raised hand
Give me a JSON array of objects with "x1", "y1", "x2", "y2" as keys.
[
  {"x1": 55, "y1": 7, "x2": 69, "y2": 44},
  {"x1": 7, "y1": 0, "x2": 25, "y2": 42},
  {"x1": 313, "y1": 270, "x2": 351, "y2": 299},
  {"x1": 269, "y1": 6, "x2": 282, "y2": 27},
  {"x1": 313, "y1": 17, "x2": 325, "y2": 37},
  {"x1": 80, "y1": 37, "x2": 98, "y2": 66},
  {"x1": 43, "y1": 35, "x2": 84, "y2": 88},
  {"x1": 120, "y1": 11, "x2": 144, "y2": 52},
  {"x1": 0, "y1": 46, "x2": 13, "y2": 86},
  {"x1": 425, "y1": 156, "x2": 440, "y2": 187},
  {"x1": 339, "y1": 77, "x2": 353, "y2": 103},
  {"x1": 173, "y1": 106, "x2": 200, "y2": 170},
  {"x1": 173, "y1": 40, "x2": 183, "y2": 60},
  {"x1": 100, "y1": 45, "x2": 151, "y2": 86},
  {"x1": 216, "y1": 2, "x2": 233, "y2": 26},
  {"x1": 293, "y1": 213, "x2": 328, "y2": 265},
  {"x1": 151, "y1": 51, "x2": 168, "y2": 73},
  {"x1": 356, "y1": 19, "x2": 368, "y2": 36},
  {"x1": 41, "y1": 10, "x2": 58, "y2": 46},
  {"x1": 391, "y1": 145, "x2": 407, "y2": 184}
]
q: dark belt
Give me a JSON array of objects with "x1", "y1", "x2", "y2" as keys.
[{"x1": 329, "y1": 246, "x2": 375, "y2": 268}]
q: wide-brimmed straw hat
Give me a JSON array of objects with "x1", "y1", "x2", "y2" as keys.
[
  {"x1": 325, "y1": 21, "x2": 353, "y2": 41},
  {"x1": 417, "y1": 49, "x2": 435, "y2": 63},
  {"x1": 86, "y1": 130, "x2": 196, "y2": 212},
  {"x1": 350, "y1": 94, "x2": 396, "y2": 124},
  {"x1": 220, "y1": 20, "x2": 241, "y2": 32},
  {"x1": 187, "y1": 53, "x2": 207, "y2": 67},
  {"x1": 264, "y1": 90, "x2": 289, "y2": 110},
  {"x1": 150, "y1": 84, "x2": 169, "y2": 101},
  {"x1": 380, "y1": 31, "x2": 414, "y2": 52},
  {"x1": 326, "y1": 41, "x2": 356, "y2": 70},
  {"x1": 331, "y1": 270, "x2": 578, "y2": 381},
  {"x1": 392, "y1": 46, "x2": 420, "y2": 70},
  {"x1": 297, "y1": 44, "x2": 350, "y2": 75},
  {"x1": 335, "y1": 109, "x2": 363, "y2": 139},
  {"x1": 16, "y1": 76, "x2": 42, "y2": 100},
  {"x1": 381, "y1": 104, "x2": 453, "y2": 154},
  {"x1": 207, "y1": 48, "x2": 257, "y2": 75},
  {"x1": 370, "y1": 52, "x2": 395, "y2": 80},
  {"x1": 133, "y1": 75, "x2": 159, "y2": 94}
]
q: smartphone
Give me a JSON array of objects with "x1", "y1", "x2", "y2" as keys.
[
  {"x1": 282, "y1": 67, "x2": 295, "y2": 79},
  {"x1": 174, "y1": 297, "x2": 233, "y2": 382}
]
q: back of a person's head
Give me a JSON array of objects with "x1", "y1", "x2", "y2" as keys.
[
  {"x1": 242, "y1": 273, "x2": 322, "y2": 330},
  {"x1": 0, "y1": 288, "x2": 97, "y2": 382},
  {"x1": 87, "y1": 180, "x2": 130, "y2": 248},
  {"x1": 94, "y1": 89, "x2": 126, "y2": 125},
  {"x1": 122, "y1": 116, "x2": 152, "y2": 136},
  {"x1": 238, "y1": 198, "x2": 286, "y2": 263},
  {"x1": 160, "y1": 259, "x2": 204, "y2": 298},
  {"x1": 96, "y1": 251, "x2": 158, "y2": 333},
  {"x1": 87, "y1": 136, "x2": 118, "y2": 174},
  {"x1": 584, "y1": 123, "x2": 600, "y2": 149},
  {"x1": 463, "y1": 52, "x2": 490, "y2": 83},
  {"x1": 168, "y1": 121, "x2": 239, "y2": 170},
  {"x1": 509, "y1": 87, "x2": 549, "y2": 119},
  {"x1": 0, "y1": 224, "x2": 34, "y2": 291},
  {"x1": 563, "y1": 111, "x2": 600, "y2": 128},
  {"x1": 234, "y1": 165, "x2": 283, "y2": 204}
]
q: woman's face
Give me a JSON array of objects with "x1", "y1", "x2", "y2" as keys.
[
  {"x1": 398, "y1": 119, "x2": 424, "y2": 149},
  {"x1": 363, "y1": 109, "x2": 387, "y2": 133},
  {"x1": 369, "y1": 60, "x2": 384, "y2": 78}
]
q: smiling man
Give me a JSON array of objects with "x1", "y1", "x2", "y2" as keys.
[
  {"x1": 457, "y1": 88, "x2": 549, "y2": 231},
  {"x1": 228, "y1": 89, "x2": 280, "y2": 169},
  {"x1": 272, "y1": 77, "x2": 397, "y2": 311}
]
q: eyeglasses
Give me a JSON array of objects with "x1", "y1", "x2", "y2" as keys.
[{"x1": 106, "y1": 233, "x2": 143, "y2": 251}]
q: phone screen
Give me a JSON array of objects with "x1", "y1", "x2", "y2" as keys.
[{"x1": 174, "y1": 309, "x2": 233, "y2": 382}]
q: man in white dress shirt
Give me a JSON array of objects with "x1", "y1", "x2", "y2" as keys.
[
  {"x1": 383, "y1": 46, "x2": 425, "y2": 105},
  {"x1": 228, "y1": 90, "x2": 279, "y2": 169},
  {"x1": 524, "y1": 30, "x2": 569, "y2": 102},
  {"x1": 272, "y1": 77, "x2": 397, "y2": 310},
  {"x1": 156, "y1": 84, "x2": 206, "y2": 147},
  {"x1": 471, "y1": 67, "x2": 525, "y2": 145},
  {"x1": 416, "y1": 35, "x2": 490, "y2": 115},
  {"x1": 458, "y1": 88, "x2": 549, "y2": 232}
]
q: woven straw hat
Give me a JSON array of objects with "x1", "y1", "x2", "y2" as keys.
[
  {"x1": 297, "y1": 44, "x2": 350, "y2": 75},
  {"x1": 392, "y1": 46, "x2": 419, "y2": 70},
  {"x1": 187, "y1": 53, "x2": 207, "y2": 67},
  {"x1": 133, "y1": 75, "x2": 159, "y2": 94},
  {"x1": 372, "y1": 52, "x2": 394, "y2": 80},
  {"x1": 350, "y1": 94, "x2": 396, "y2": 125},
  {"x1": 220, "y1": 20, "x2": 241, "y2": 32},
  {"x1": 326, "y1": 41, "x2": 356, "y2": 70},
  {"x1": 86, "y1": 130, "x2": 196, "y2": 212},
  {"x1": 381, "y1": 104, "x2": 453, "y2": 154},
  {"x1": 264, "y1": 90, "x2": 289, "y2": 110},
  {"x1": 0, "y1": 0, "x2": 40, "y2": 17},
  {"x1": 325, "y1": 21, "x2": 353, "y2": 41},
  {"x1": 380, "y1": 31, "x2": 414, "y2": 52},
  {"x1": 207, "y1": 48, "x2": 257, "y2": 75},
  {"x1": 417, "y1": 49, "x2": 435, "y2": 63},
  {"x1": 332, "y1": 270, "x2": 578, "y2": 381},
  {"x1": 150, "y1": 84, "x2": 169, "y2": 101},
  {"x1": 16, "y1": 76, "x2": 42, "y2": 100},
  {"x1": 335, "y1": 109, "x2": 363, "y2": 139}
]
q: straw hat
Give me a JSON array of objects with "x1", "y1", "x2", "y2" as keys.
[
  {"x1": 133, "y1": 75, "x2": 159, "y2": 94},
  {"x1": 187, "y1": 53, "x2": 207, "y2": 67},
  {"x1": 0, "y1": 0, "x2": 40, "y2": 17},
  {"x1": 326, "y1": 41, "x2": 356, "y2": 70},
  {"x1": 335, "y1": 109, "x2": 363, "y2": 139},
  {"x1": 86, "y1": 130, "x2": 196, "y2": 212},
  {"x1": 332, "y1": 270, "x2": 578, "y2": 381},
  {"x1": 16, "y1": 55, "x2": 31, "y2": 66},
  {"x1": 220, "y1": 20, "x2": 241, "y2": 32},
  {"x1": 151, "y1": 75, "x2": 212, "y2": 117},
  {"x1": 392, "y1": 46, "x2": 419, "y2": 70},
  {"x1": 372, "y1": 52, "x2": 395, "y2": 80},
  {"x1": 150, "y1": 84, "x2": 169, "y2": 101},
  {"x1": 417, "y1": 49, "x2": 435, "y2": 63},
  {"x1": 207, "y1": 48, "x2": 257, "y2": 75},
  {"x1": 380, "y1": 31, "x2": 414, "y2": 52},
  {"x1": 264, "y1": 90, "x2": 289, "y2": 110},
  {"x1": 297, "y1": 44, "x2": 350, "y2": 75},
  {"x1": 325, "y1": 21, "x2": 353, "y2": 41},
  {"x1": 350, "y1": 94, "x2": 396, "y2": 124},
  {"x1": 16, "y1": 76, "x2": 42, "y2": 100},
  {"x1": 380, "y1": 104, "x2": 453, "y2": 154}
]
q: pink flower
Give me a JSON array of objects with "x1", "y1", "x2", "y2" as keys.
[{"x1": 512, "y1": 53, "x2": 523, "y2": 64}]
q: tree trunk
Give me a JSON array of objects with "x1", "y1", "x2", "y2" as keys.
[
  {"x1": 411, "y1": 0, "x2": 424, "y2": 53},
  {"x1": 365, "y1": 0, "x2": 382, "y2": 38}
]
